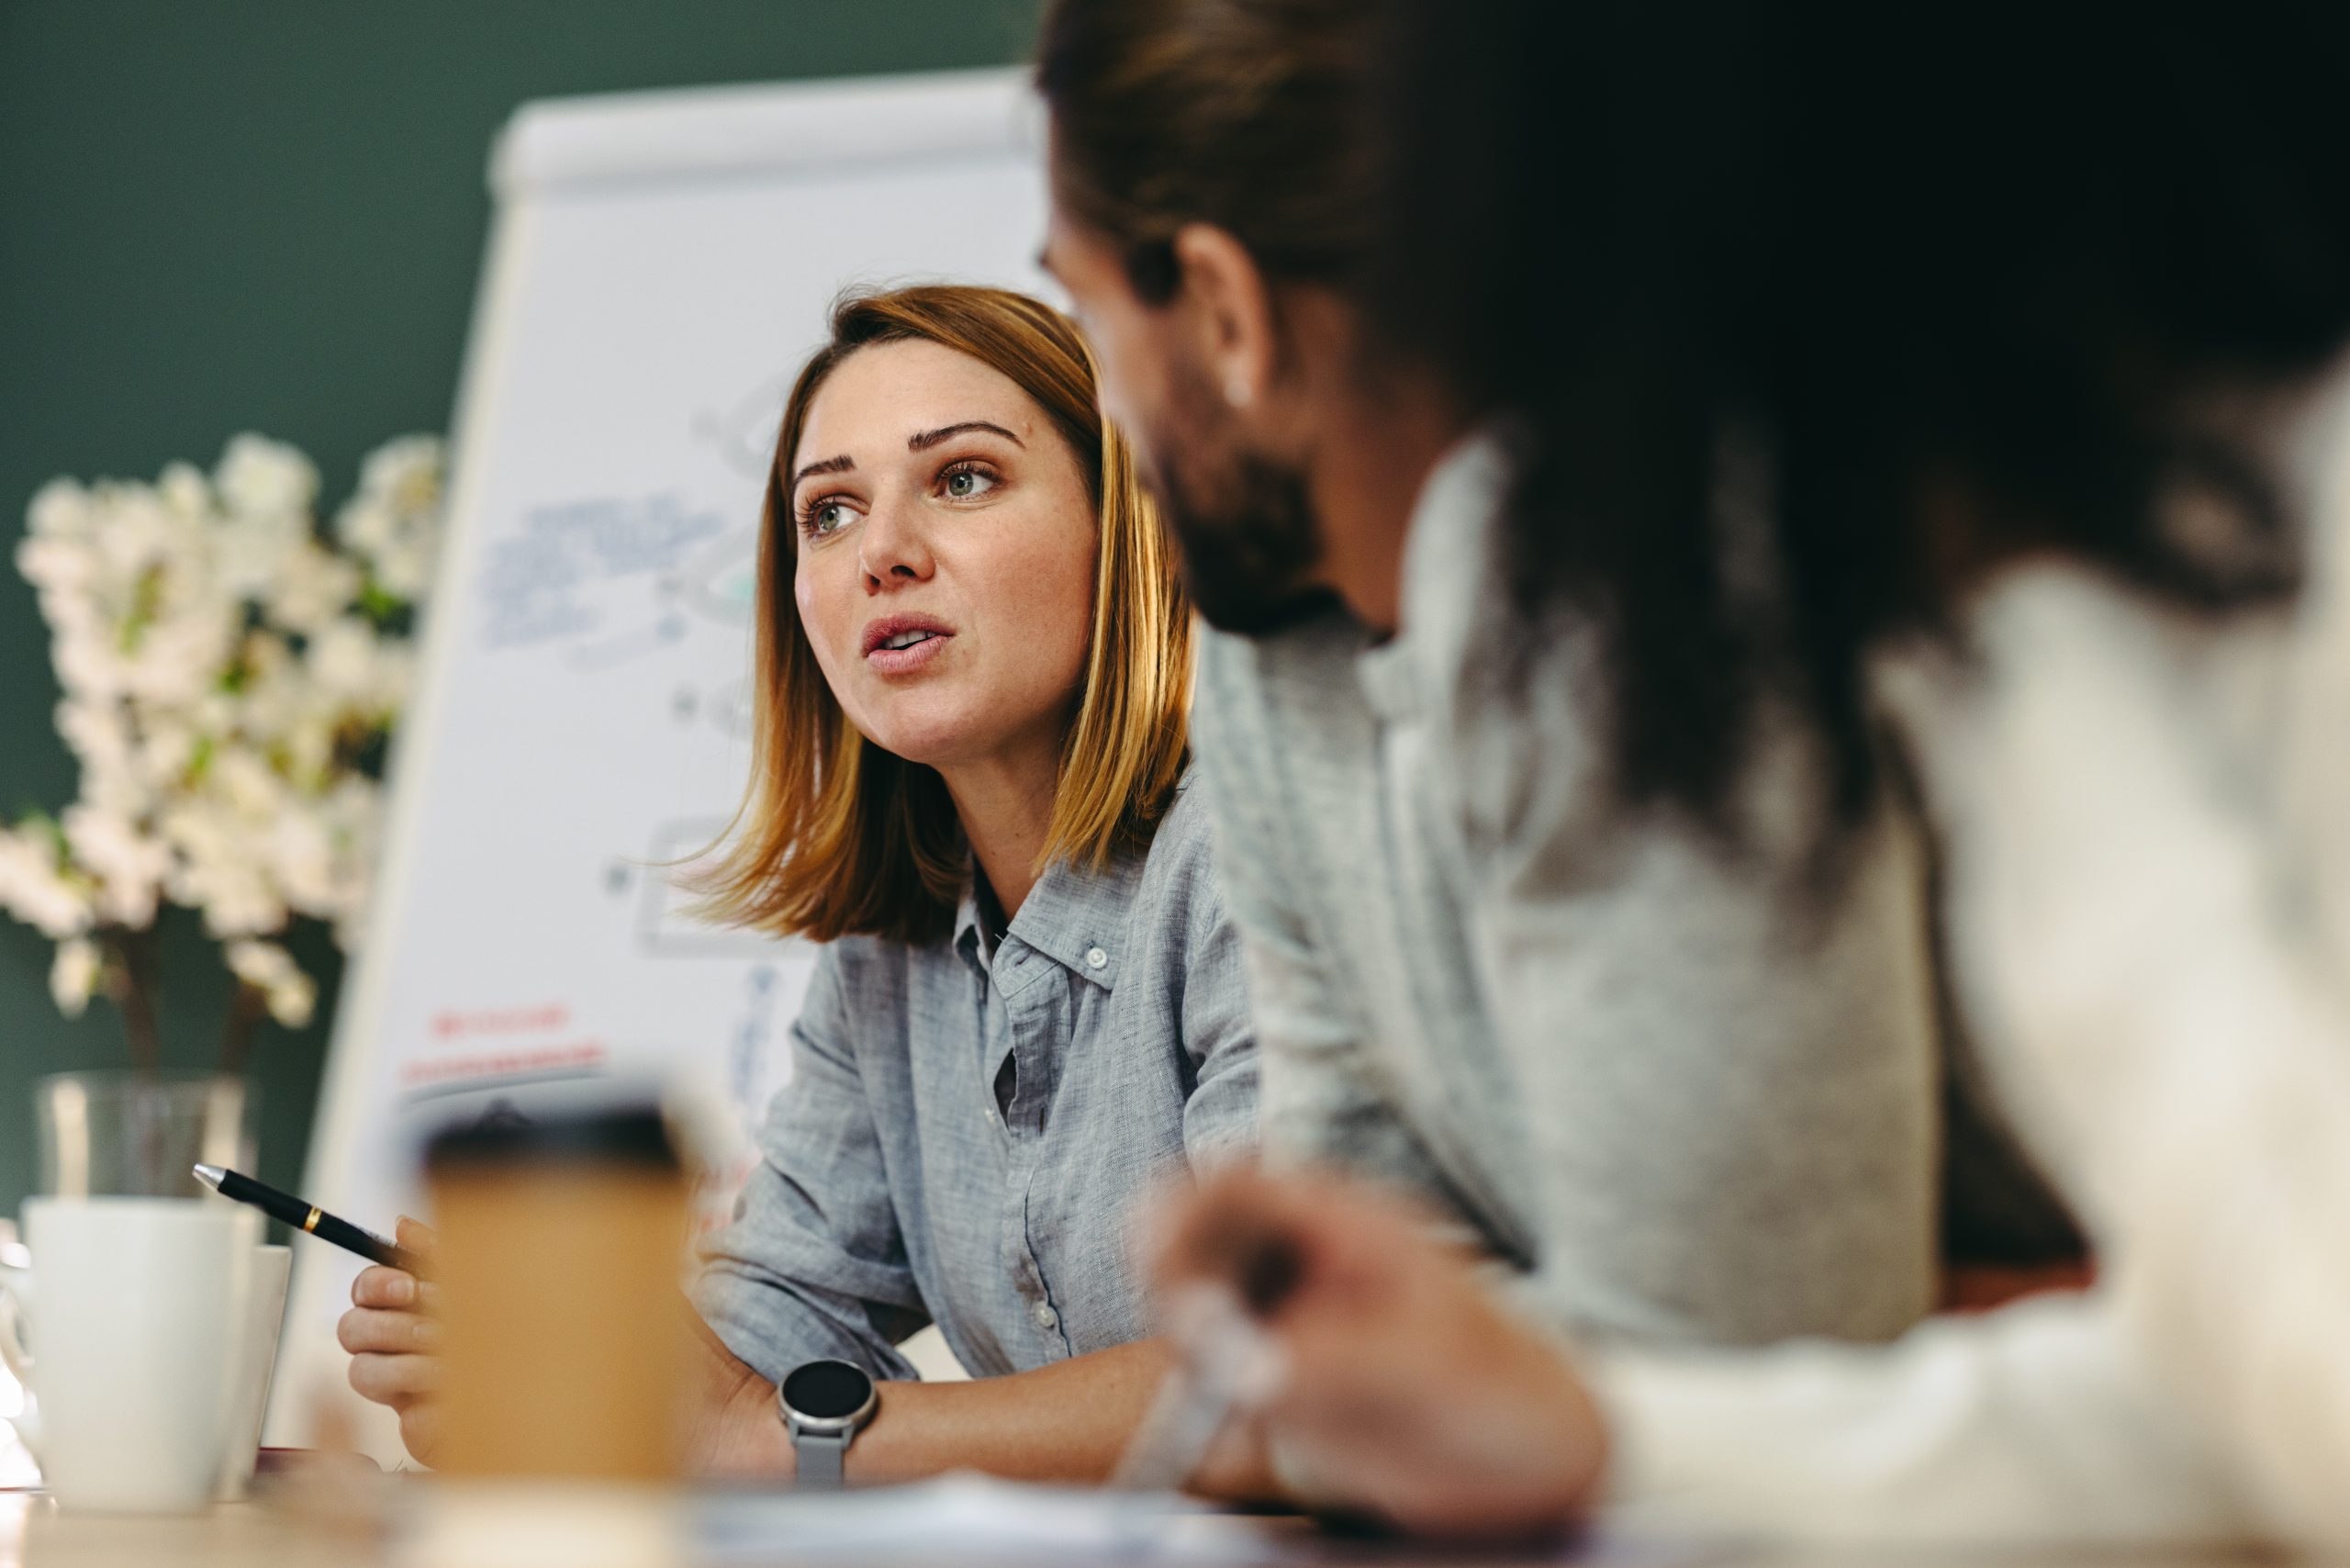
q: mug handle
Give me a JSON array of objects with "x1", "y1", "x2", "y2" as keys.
[
  {"x1": 0, "y1": 1259, "x2": 32, "y2": 1383},
  {"x1": 0, "y1": 1262, "x2": 41, "y2": 1464}
]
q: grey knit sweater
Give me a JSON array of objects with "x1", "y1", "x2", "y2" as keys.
[{"x1": 1188, "y1": 434, "x2": 1943, "y2": 1348}]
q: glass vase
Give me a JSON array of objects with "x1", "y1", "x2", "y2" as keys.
[{"x1": 32, "y1": 1071, "x2": 257, "y2": 1199}]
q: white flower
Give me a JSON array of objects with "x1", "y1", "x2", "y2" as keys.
[
  {"x1": 215, "y1": 434, "x2": 318, "y2": 521},
  {"x1": 78, "y1": 755, "x2": 151, "y2": 819},
  {"x1": 99, "y1": 487, "x2": 176, "y2": 577},
  {"x1": 49, "y1": 937, "x2": 103, "y2": 1019},
  {"x1": 122, "y1": 604, "x2": 237, "y2": 707},
  {"x1": 372, "y1": 540, "x2": 434, "y2": 600},
  {"x1": 157, "y1": 462, "x2": 209, "y2": 521},
  {"x1": 133, "y1": 719, "x2": 197, "y2": 794},
  {"x1": 215, "y1": 511, "x2": 303, "y2": 599},
  {"x1": 241, "y1": 628, "x2": 295, "y2": 682},
  {"x1": 316, "y1": 778, "x2": 382, "y2": 946},
  {"x1": 274, "y1": 713, "x2": 336, "y2": 789},
  {"x1": 161, "y1": 801, "x2": 232, "y2": 867},
  {"x1": 307, "y1": 617, "x2": 384, "y2": 704},
  {"x1": 0, "y1": 829, "x2": 93, "y2": 939},
  {"x1": 264, "y1": 806, "x2": 338, "y2": 915},
  {"x1": 27, "y1": 477, "x2": 94, "y2": 539},
  {"x1": 268, "y1": 976, "x2": 316, "y2": 1029},
  {"x1": 208, "y1": 745, "x2": 285, "y2": 820},
  {"x1": 15, "y1": 534, "x2": 96, "y2": 597},
  {"x1": 184, "y1": 858, "x2": 285, "y2": 939},
  {"x1": 337, "y1": 497, "x2": 392, "y2": 557},
  {"x1": 337, "y1": 435, "x2": 444, "y2": 601},
  {"x1": 50, "y1": 630, "x2": 127, "y2": 701},
  {"x1": 226, "y1": 937, "x2": 292, "y2": 988},
  {"x1": 226, "y1": 939, "x2": 316, "y2": 1029},
  {"x1": 264, "y1": 543, "x2": 360, "y2": 637},
  {"x1": 54, "y1": 699, "x2": 131, "y2": 773},
  {"x1": 62, "y1": 804, "x2": 170, "y2": 928},
  {"x1": 357, "y1": 435, "x2": 444, "y2": 511}
]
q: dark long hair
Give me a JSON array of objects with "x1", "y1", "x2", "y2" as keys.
[{"x1": 1372, "y1": 4, "x2": 2350, "y2": 833}]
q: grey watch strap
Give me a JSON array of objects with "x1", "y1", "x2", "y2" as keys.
[{"x1": 793, "y1": 1426, "x2": 850, "y2": 1487}]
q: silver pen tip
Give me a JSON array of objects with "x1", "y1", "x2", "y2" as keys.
[{"x1": 191, "y1": 1163, "x2": 225, "y2": 1191}]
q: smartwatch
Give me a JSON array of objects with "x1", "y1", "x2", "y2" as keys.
[{"x1": 778, "y1": 1359, "x2": 878, "y2": 1486}]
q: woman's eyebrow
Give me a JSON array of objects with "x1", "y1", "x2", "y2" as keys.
[
  {"x1": 908, "y1": 420, "x2": 1024, "y2": 452},
  {"x1": 789, "y1": 453, "x2": 854, "y2": 491}
]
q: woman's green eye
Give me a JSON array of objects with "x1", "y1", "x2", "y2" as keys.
[{"x1": 942, "y1": 466, "x2": 997, "y2": 500}]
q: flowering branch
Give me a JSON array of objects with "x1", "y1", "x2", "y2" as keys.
[
  {"x1": 101, "y1": 925, "x2": 162, "y2": 1079},
  {"x1": 0, "y1": 434, "x2": 444, "y2": 1070}
]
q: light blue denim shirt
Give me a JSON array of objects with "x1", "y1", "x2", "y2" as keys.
[{"x1": 694, "y1": 776, "x2": 1257, "y2": 1384}]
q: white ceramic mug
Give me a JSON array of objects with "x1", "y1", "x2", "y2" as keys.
[{"x1": 0, "y1": 1197, "x2": 258, "y2": 1511}]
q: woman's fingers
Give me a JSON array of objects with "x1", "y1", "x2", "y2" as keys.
[
  {"x1": 338, "y1": 1305, "x2": 442, "y2": 1356},
  {"x1": 398, "y1": 1401, "x2": 445, "y2": 1467},
  {"x1": 342, "y1": 1219, "x2": 448, "y2": 1442},
  {"x1": 352, "y1": 1264, "x2": 441, "y2": 1312},
  {"x1": 347, "y1": 1349, "x2": 442, "y2": 1408},
  {"x1": 352, "y1": 1265, "x2": 415, "y2": 1309}
]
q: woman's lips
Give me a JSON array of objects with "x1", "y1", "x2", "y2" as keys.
[{"x1": 866, "y1": 629, "x2": 952, "y2": 675}]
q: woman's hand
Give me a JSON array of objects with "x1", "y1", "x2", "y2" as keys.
[
  {"x1": 1151, "y1": 1167, "x2": 1608, "y2": 1538},
  {"x1": 337, "y1": 1216, "x2": 443, "y2": 1464}
]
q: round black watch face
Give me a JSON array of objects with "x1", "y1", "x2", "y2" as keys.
[{"x1": 783, "y1": 1360, "x2": 874, "y2": 1420}]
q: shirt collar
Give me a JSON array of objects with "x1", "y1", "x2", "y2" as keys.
[
  {"x1": 952, "y1": 881, "x2": 990, "y2": 971},
  {"x1": 949, "y1": 832, "x2": 1152, "y2": 991}
]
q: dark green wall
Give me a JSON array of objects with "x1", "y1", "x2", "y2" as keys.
[{"x1": 0, "y1": 0, "x2": 1041, "y2": 1215}]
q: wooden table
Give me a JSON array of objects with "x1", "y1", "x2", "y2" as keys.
[
  {"x1": 4, "y1": 1495, "x2": 352, "y2": 1568},
  {"x1": 0, "y1": 1488, "x2": 2293, "y2": 1568}
]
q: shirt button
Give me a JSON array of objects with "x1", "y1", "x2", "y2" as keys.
[
  {"x1": 1033, "y1": 1302, "x2": 1058, "y2": 1330},
  {"x1": 983, "y1": 1107, "x2": 999, "y2": 1128},
  {"x1": 1084, "y1": 946, "x2": 1107, "y2": 970}
]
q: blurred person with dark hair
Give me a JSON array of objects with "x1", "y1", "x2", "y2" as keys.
[
  {"x1": 1148, "y1": 2, "x2": 2350, "y2": 1543},
  {"x1": 1035, "y1": 0, "x2": 2081, "y2": 1518}
]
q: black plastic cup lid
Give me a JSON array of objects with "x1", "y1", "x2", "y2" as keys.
[{"x1": 424, "y1": 1103, "x2": 679, "y2": 1172}]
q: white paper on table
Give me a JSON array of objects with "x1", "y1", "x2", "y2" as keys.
[
  {"x1": 691, "y1": 1473, "x2": 1729, "y2": 1568},
  {"x1": 693, "y1": 1473, "x2": 1293, "y2": 1565}
]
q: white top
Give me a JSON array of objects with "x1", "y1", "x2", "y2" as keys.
[{"x1": 1595, "y1": 362, "x2": 2350, "y2": 1545}]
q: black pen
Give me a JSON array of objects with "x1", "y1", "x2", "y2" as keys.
[{"x1": 193, "y1": 1163, "x2": 423, "y2": 1274}]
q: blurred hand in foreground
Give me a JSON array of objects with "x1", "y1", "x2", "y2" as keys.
[{"x1": 1151, "y1": 1167, "x2": 1607, "y2": 1537}]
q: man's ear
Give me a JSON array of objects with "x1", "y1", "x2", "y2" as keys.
[{"x1": 1170, "y1": 223, "x2": 1279, "y2": 414}]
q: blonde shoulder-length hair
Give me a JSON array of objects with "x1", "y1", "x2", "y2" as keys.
[{"x1": 693, "y1": 285, "x2": 1192, "y2": 947}]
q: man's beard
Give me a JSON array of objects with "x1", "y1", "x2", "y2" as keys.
[{"x1": 1140, "y1": 370, "x2": 1336, "y2": 637}]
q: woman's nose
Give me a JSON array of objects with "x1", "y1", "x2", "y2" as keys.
[{"x1": 858, "y1": 500, "x2": 934, "y2": 588}]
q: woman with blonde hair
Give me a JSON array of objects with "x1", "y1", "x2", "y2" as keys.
[{"x1": 339, "y1": 285, "x2": 1260, "y2": 1486}]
